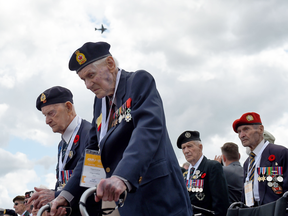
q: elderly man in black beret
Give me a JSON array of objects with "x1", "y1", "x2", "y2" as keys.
[
  {"x1": 177, "y1": 130, "x2": 229, "y2": 216},
  {"x1": 28, "y1": 86, "x2": 100, "y2": 216},
  {"x1": 49, "y1": 42, "x2": 193, "y2": 216}
]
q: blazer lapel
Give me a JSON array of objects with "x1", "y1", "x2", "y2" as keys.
[{"x1": 259, "y1": 144, "x2": 272, "y2": 204}]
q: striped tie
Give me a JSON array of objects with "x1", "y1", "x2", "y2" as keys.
[
  {"x1": 248, "y1": 152, "x2": 256, "y2": 182},
  {"x1": 189, "y1": 167, "x2": 195, "y2": 179}
]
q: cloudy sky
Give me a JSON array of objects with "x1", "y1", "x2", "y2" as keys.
[{"x1": 1, "y1": 0, "x2": 288, "y2": 209}]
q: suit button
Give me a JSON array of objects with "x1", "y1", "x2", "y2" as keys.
[
  {"x1": 106, "y1": 167, "x2": 110, "y2": 173},
  {"x1": 139, "y1": 176, "x2": 142, "y2": 184}
]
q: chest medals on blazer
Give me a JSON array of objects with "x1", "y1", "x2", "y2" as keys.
[
  {"x1": 184, "y1": 170, "x2": 206, "y2": 201},
  {"x1": 257, "y1": 159, "x2": 283, "y2": 195}
]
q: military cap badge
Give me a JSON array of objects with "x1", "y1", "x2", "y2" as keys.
[
  {"x1": 185, "y1": 132, "x2": 191, "y2": 138},
  {"x1": 75, "y1": 50, "x2": 87, "y2": 65},
  {"x1": 40, "y1": 93, "x2": 47, "y2": 104},
  {"x1": 246, "y1": 115, "x2": 254, "y2": 121}
]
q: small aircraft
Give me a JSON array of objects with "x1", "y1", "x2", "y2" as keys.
[{"x1": 95, "y1": 24, "x2": 107, "y2": 34}]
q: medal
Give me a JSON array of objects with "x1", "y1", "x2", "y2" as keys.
[
  {"x1": 125, "y1": 98, "x2": 132, "y2": 122},
  {"x1": 125, "y1": 113, "x2": 132, "y2": 122},
  {"x1": 195, "y1": 170, "x2": 200, "y2": 175},
  {"x1": 267, "y1": 182, "x2": 273, "y2": 187},
  {"x1": 272, "y1": 185, "x2": 283, "y2": 195},
  {"x1": 273, "y1": 182, "x2": 279, "y2": 187},
  {"x1": 277, "y1": 176, "x2": 283, "y2": 182},
  {"x1": 267, "y1": 176, "x2": 273, "y2": 182}
]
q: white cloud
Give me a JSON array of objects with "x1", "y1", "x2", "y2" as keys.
[{"x1": 1, "y1": 0, "x2": 288, "y2": 208}]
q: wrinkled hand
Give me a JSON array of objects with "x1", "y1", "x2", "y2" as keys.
[
  {"x1": 28, "y1": 187, "x2": 55, "y2": 209},
  {"x1": 214, "y1": 155, "x2": 222, "y2": 163},
  {"x1": 50, "y1": 196, "x2": 69, "y2": 216},
  {"x1": 95, "y1": 176, "x2": 127, "y2": 202}
]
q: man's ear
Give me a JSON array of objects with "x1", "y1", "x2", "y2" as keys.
[
  {"x1": 106, "y1": 56, "x2": 116, "y2": 72},
  {"x1": 65, "y1": 101, "x2": 73, "y2": 112}
]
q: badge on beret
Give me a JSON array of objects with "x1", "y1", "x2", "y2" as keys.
[
  {"x1": 75, "y1": 50, "x2": 87, "y2": 65},
  {"x1": 246, "y1": 115, "x2": 254, "y2": 121},
  {"x1": 40, "y1": 93, "x2": 47, "y2": 103},
  {"x1": 185, "y1": 132, "x2": 191, "y2": 138}
]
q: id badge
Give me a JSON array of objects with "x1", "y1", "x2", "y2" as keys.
[
  {"x1": 244, "y1": 181, "x2": 254, "y2": 207},
  {"x1": 80, "y1": 149, "x2": 106, "y2": 188}
]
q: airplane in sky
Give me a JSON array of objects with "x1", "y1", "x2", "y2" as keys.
[{"x1": 95, "y1": 24, "x2": 107, "y2": 34}]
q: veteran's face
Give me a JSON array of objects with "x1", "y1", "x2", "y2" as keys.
[
  {"x1": 41, "y1": 103, "x2": 71, "y2": 134},
  {"x1": 181, "y1": 141, "x2": 203, "y2": 166},
  {"x1": 14, "y1": 200, "x2": 25, "y2": 215},
  {"x1": 78, "y1": 57, "x2": 117, "y2": 99},
  {"x1": 237, "y1": 125, "x2": 264, "y2": 151}
]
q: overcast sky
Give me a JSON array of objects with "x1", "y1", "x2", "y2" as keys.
[{"x1": 1, "y1": 0, "x2": 288, "y2": 209}]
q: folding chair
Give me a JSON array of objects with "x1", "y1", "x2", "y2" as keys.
[{"x1": 226, "y1": 191, "x2": 288, "y2": 216}]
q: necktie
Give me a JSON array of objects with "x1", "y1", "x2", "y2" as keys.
[
  {"x1": 189, "y1": 167, "x2": 195, "y2": 179},
  {"x1": 108, "y1": 99, "x2": 116, "y2": 130},
  {"x1": 61, "y1": 141, "x2": 68, "y2": 162},
  {"x1": 248, "y1": 152, "x2": 256, "y2": 182}
]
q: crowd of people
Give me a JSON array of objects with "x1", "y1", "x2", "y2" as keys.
[
  {"x1": 2, "y1": 41, "x2": 288, "y2": 216},
  {"x1": 179, "y1": 112, "x2": 288, "y2": 216}
]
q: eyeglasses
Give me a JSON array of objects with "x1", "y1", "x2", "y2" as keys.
[{"x1": 14, "y1": 202, "x2": 24, "y2": 206}]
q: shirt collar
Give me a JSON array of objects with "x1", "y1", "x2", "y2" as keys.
[
  {"x1": 189, "y1": 154, "x2": 204, "y2": 170},
  {"x1": 62, "y1": 115, "x2": 80, "y2": 143}
]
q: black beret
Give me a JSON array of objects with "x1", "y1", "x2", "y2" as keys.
[
  {"x1": 69, "y1": 42, "x2": 111, "y2": 73},
  {"x1": 177, "y1": 131, "x2": 201, "y2": 149},
  {"x1": 3, "y1": 209, "x2": 17, "y2": 216},
  {"x1": 36, "y1": 86, "x2": 73, "y2": 111}
]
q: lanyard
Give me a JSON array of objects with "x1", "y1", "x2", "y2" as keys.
[
  {"x1": 245, "y1": 141, "x2": 269, "y2": 182},
  {"x1": 58, "y1": 117, "x2": 82, "y2": 181},
  {"x1": 99, "y1": 69, "x2": 121, "y2": 143}
]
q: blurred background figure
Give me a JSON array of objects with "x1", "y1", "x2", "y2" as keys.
[
  {"x1": 215, "y1": 142, "x2": 244, "y2": 204},
  {"x1": 182, "y1": 161, "x2": 190, "y2": 170},
  {"x1": 13, "y1": 195, "x2": 27, "y2": 216},
  {"x1": 24, "y1": 191, "x2": 34, "y2": 216},
  {"x1": 0, "y1": 208, "x2": 17, "y2": 216}
]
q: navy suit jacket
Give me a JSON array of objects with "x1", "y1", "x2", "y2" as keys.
[
  {"x1": 184, "y1": 156, "x2": 229, "y2": 216},
  {"x1": 55, "y1": 119, "x2": 99, "y2": 216},
  {"x1": 64, "y1": 70, "x2": 193, "y2": 216},
  {"x1": 243, "y1": 142, "x2": 288, "y2": 205}
]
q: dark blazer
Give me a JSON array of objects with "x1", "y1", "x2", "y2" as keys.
[
  {"x1": 64, "y1": 70, "x2": 193, "y2": 216},
  {"x1": 184, "y1": 156, "x2": 229, "y2": 216},
  {"x1": 54, "y1": 119, "x2": 99, "y2": 216},
  {"x1": 243, "y1": 142, "x2": 288, "y2": 205},
  {"x1": 223, "y1": 161, "x2": 244, "y2": 204}
]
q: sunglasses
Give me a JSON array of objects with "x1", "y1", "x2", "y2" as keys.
[{"x1": 14, "y1": 202, "x2": 24, "y2": 206}]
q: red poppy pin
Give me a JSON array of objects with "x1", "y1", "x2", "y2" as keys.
[
  {"x1": 201, "y1": 173, "x2": 206, "y2": 178},
  {"x1": 268, "y1": 154, "x2": 275, "y2": 162},
  {"x1": 74, "y1": 135, "x2": 79, "y2": 144}
]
